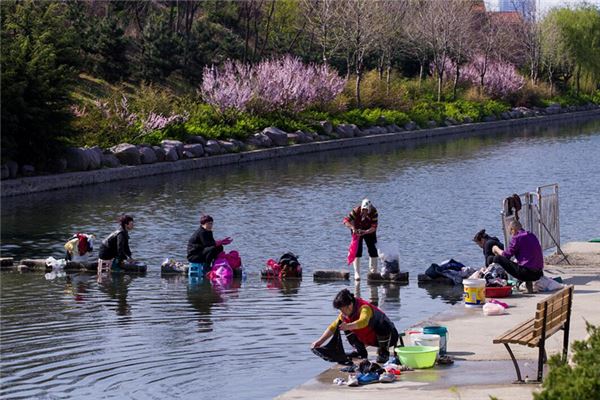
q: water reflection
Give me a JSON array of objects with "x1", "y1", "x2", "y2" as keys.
[
  {"x1": 264, "y1": 278, "x2": 302, "y2": 297},
  {"x1": 418, "y1": 282, "x2": 465, "y2": 305},
  {"x1": 1, "y1": 118, "x2": 599, "y2": 400},
  {"x1": 97, "y1": 273, "x2": 143, "y2": 316},
  {"x1": 63, "y1": 273, "x2": 95, "y2": 302}
]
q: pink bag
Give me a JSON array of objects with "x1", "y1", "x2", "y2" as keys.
[
  {"x1": 347, "y1": 234, "x2": 359, "y2": 265},
  {"x1": 225, "y1": 250, "x2": 242, "y2": 270}
]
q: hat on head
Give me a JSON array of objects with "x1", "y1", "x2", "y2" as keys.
[{"x1": 361, "y1": 199, "x2": 372, "y2": 209}]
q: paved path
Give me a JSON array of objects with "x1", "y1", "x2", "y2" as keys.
[{"x1": 277, "y1": 242, "x2": 600, "y2": 400}]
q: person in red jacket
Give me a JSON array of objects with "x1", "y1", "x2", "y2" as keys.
[
  {"x1": 311, "y1": 289, "x2": 398, "y2": 363},
  {"x1": 343, "y1": 198, "x2": 379, "y2": 280}
]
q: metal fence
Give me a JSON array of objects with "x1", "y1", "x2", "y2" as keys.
[{"x1": 501, "y1": 184, "x2": 560, "y2": 251}]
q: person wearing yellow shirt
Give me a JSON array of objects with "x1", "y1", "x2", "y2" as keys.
[{"x1": 311, "y1": 289, "x2": 398, "y2": 363}]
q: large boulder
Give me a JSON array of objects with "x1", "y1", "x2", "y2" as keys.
[
  {"x1": 152, "y1": 146, "x2": 165, "y2": 162},
  {"x1": 204, "y1": 140, "x2": 222, "y2": 155},
  {"x1": 247, "y1": 133, "x2": 273, "y2": 148},
  {"x1": 6, "y1": 160, "x2": 18, "y2": 178},
  {"x1": 163, "y1": 147, "x2": 179, "y2": 162},
  {"x1": 1, "y1": 164, "x2": 10, "y2": 179},
  {"x1": 262, "y1": 127, "x2": 288, "y2": 146},
  {"x1": 404, "y1": 122, "x2": 417, "y2": 131},
  {"x1": 426, "y1": 120, "x2": 438, "y2": 128},
  {"x1": 65, "y1": 147, "x2": 90, "y2": 171},
  {"x1": 388, "y1": 124, "x2": 403, "y2": 132},
  {"x1": 139, "y1": 146, "x2": 157, "y2": 164},
  {"x1": 161, "y1": 140, "x2": 184, "y2": 158},
  {"x1": 545, "y1": 104, "x2": 561, "y2": 115},
  {"x1": 335, "y1": 124, "x2": 359, "y2": 138},
  {"x1": 102, "y1": 153, "x2": 120, "y2": 168},
  {"x1": 47, "y1": 158, "x2": 68, "y2": 173},
  {"x1": 319, "y1": 121, "x2": 333, "y2": 136},
  {"x1": 288, "y1": 130, "x2": 313, "y2": 144},
  {"x1": 483, "y1": 115, "x2": 497, "y2": 122},
  {"x1": 187, "y1": 135, "x2": 207, "y2": 146},
  {"x1": 111, "y1": 143, "x2": 140, "y2": 165},
  {"x1": 218, "y1": 140, "x2": 240, "y2": 153},
  {"x1": 183, "y1": 143, "x2": 205, "y2": 158},
  {"x1": 86, "y1": 146, "x2": 103, "y2": 170},
  {"x1": 21, "y1": 165, "x2": 35, "y2": 176}
]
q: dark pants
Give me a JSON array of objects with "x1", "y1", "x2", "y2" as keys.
[
  {"x1": 493, "y1": 255, "x2": 543, "y2": 282},
  {"x1": 356, "y1": 232, "x2": 378, "y2": 258},
  {"x1": 486, "y1": 255, "x2": 495, "y2": 267},
  {"x1": 344, "y1": 322, "x2": 398, "y2": 354}
]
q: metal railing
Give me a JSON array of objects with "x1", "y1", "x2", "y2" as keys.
[{"x1": 501, "y1": 184, "x2": 561, "y2": 253}]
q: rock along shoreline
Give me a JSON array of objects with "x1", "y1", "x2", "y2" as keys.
[{"x1": 2, "y1": 108, "x2": 599, "y2": 197}]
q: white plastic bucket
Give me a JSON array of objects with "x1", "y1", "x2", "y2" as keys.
[
  {"x1": 463, "y1": 278, "x2": 486, "y2": 307},
  {"x1": 410, "y1": 333, "x2": 440, "y2": 348}
]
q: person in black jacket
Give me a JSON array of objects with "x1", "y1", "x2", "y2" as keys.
[
  {"x1": 187, "y1": 215, "x2": 232, "y2": 275},
  {"x1": 473, "y1": 229, "x2": 504, "y2": 266},
  {"x1": 98, "y1": 215, "x2": 135, "y2": 268}
]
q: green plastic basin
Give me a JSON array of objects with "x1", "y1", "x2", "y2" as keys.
[{"x1": 395, "y1": 345, "x2": 439, "y2": 368}]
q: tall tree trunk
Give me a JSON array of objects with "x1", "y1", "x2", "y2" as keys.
[
  {"x1": 576, "y1": 64, "x2": 581, "y2": 95},
  {"x1": 386, "y1": 64, "x2": 391, "y2": 97},
  {"x1": 259, "y1": 0, "x2": 276, "y2": 57},
  {"x1": 355, "y1": 71, "x2": 362, "y2": 108},
  {"x1": 437, "y1": 69, "x2": 443, "y2": 102},
  {"x1": 418, "y1": 62, "x2": 424, "y2": 89},
  {"x1": 453, "y1": 64, "x2": 460, "y2": 100}
]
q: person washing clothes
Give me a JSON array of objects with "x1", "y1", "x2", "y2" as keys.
[
  {"x1": 343, "y1": 198, "x2": 378, "y2": 280},
  {"x1": 473, "y1": 229, "x2": 504, "y2": 266},
  {"x1": 492, "y1": 220, "x2": 544, "y2": 290},
  {"x1": 98, "y1": 214, "x2": 135, "y2": 270},
  {"x1": 311, "y1": 289, "x2": 398, "y2": 363},
  {"x1": 187, "y1": 215, "x2": 232, "y2": 275}
]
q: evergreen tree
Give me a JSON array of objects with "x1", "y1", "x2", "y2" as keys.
[
  {"x1": 1, "y1": 0, "x2": 79, "y2": 167},
  {"x1": 139, "y1": 12, "x2": 182, "y2": 82},
  {"x1": 92, "y1": 17, "x2": 129, "y2": 82}
]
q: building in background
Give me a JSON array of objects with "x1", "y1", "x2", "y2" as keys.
[{"x1": 498, "y1": 0, "x2": 536, "y2": 19}]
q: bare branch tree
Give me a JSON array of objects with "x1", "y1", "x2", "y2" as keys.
[{"x1": 301, "y1": 0, "x2": 343, "y2": 64}]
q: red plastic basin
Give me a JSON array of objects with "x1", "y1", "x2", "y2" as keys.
[{"x1": 485, "y1": 286, "x2": 512, "y2": 298}]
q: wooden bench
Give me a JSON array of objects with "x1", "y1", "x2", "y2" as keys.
[{"x1": 493, "y1": 285, "x2": 574, "y2": 383}]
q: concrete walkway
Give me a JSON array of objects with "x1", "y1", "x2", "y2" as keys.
[{"x1": 276, "y1": 242, "x2": 600, "y2": 400}]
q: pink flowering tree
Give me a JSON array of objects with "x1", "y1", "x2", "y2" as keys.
[
  {"x1": 200, "y1": 55, "x2": 346, "y2": 115},
  {"x1": 441, "y1": 56, "x2": 525, "y2": 98}
]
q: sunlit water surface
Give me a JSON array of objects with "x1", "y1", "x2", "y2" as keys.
[{"x1": 1, "y1": 118, "x2": 599, "y2": 399}]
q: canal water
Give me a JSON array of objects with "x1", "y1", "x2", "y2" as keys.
[{"x1": 1, "y1": 117, "x2": 599, "y2": 399}]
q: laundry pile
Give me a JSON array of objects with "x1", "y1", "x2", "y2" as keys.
[
  {"x1": 262, "y1": 252, "x2": 302, "y2": 278},
  {"x1": 332, "y1": 359, "x2": 412, "y2": 386}
]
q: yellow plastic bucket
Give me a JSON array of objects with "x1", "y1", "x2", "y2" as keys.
[{"x1": 463, "y1": 278, "x2": 486, "y2": 307}]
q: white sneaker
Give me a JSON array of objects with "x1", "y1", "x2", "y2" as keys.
[
  {"x1": 346, "y1": 374, "x2": 359, "y2": 387},
  {"x1": 379, "y1": 372, "x2": 396, "y2": 383}
]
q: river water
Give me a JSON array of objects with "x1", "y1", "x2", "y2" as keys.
[{"x1": 1, "y1": 117, "x2": 599, "y2": 399}]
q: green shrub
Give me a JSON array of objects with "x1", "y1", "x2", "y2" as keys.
[
  {"x1": 380, "y1": 109, "x2": 410, "y2": 126},
  {"x1": 482, "y1": 100, "x2": 510, "y2": 117},
  {"x1": 534, "y1": 322, "x2": 600, "y2": 400},
  {"x1": 408, "y1": 101, "x2": 444, "y2": 127},
  {"x1": 334, "y1": 109, "x2": 370, "y2": 127},
  {"x1": 444, "y1": 100, "x2": 483, "y2": 122}
]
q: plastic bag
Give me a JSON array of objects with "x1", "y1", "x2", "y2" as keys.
[
  {"x1": 378, "y1": 244, "x2": 400, "y2": 275},
  {"x1": 534, "y1": 276, "x2": 564, "y2": 292},
  {"x1": 347, "y1": 234, "x2": 359, "y2": 265},
  {"x1": 483, "y1": 302, "x2": 507, "y2": 316},
  {"x1": 45, "y1": 256, "x2": 66, "y2": 280}
]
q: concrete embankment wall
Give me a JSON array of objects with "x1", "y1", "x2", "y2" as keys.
[{"x1": 2, "y1": 109, "x2": 599, "y2": 197}]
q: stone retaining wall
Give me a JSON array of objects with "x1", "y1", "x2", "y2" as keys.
[{"x1": 2, "y1": 109, "x2": 599, "y2": 197}]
